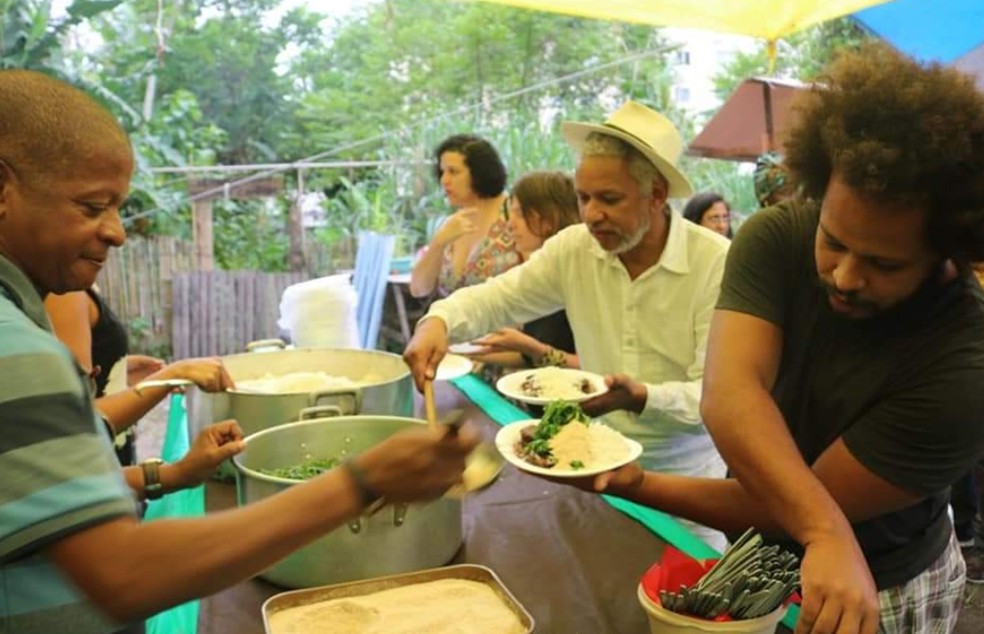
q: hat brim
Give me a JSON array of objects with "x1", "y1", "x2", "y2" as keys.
[{"x1": 561, "y1": 121, "x2": 693, "y2": 199}]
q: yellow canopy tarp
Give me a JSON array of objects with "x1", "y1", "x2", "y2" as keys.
[{"x1": 458, "y1": 0, "x2": 892, "y2": 41}]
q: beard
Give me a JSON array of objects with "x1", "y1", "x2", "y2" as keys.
[
  {"x1": 817, "y1": 279, "x2": 880, "y2": 317},
  {"x1": 607, "y1": 210, "x2": 652, "y2": 255}
]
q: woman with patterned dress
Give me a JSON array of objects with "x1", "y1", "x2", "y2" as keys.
[{"x1": 410, "y1": 134, "x2": 520, "y2": 299}]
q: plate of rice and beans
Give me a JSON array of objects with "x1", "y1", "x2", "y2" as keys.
[
  {"x1": 495, "y1": 401, "x2": 641, "y2": 478},
  {"x1": 495, "y1": 366, "x2": 607, "y2": 405}
]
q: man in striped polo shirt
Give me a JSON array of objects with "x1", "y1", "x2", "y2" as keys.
[{"x1": 0, "y1": 71, "x2": 478, "y2": 634}]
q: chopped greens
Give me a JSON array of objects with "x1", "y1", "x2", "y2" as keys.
[
  {"x1": 569, "y1": 460, "x2": 585, "y2": 470},
  {"x1": 259, "y1": 457, "x2": 340, "y2": 480},
  {"x1": 515, "y1": 401, "x2": 590, "y2": 466},
  {"x1": 537, "y1": 400, "x2": 588, "y2": 438}
]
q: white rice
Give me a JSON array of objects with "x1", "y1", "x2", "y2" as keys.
[
  {"x1": 549, "y1": 422, "x2": 629, "y2": 471},
  {"x1": 236, "y1": 371, "x2": 361, "y2": 394},
  {"x1": 519, "y1": 367, "x2": 599, "y2": 400}
]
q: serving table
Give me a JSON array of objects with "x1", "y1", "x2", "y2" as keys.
[{"x1": 192, "y1": 378, "x2": 796, "y2": 633}]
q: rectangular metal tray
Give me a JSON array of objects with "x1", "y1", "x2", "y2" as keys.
[{"x1": 261, "y1": 563, "x2": 535, "y2": 633}]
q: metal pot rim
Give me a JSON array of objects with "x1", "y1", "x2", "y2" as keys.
[{"x1": 219, "y1": 347, "x2": 410, "y2": 396}]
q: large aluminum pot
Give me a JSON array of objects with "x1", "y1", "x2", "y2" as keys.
[
  {"x1": 234, "y1": 415, "x2": 462, "y2": 588},
  {"x1": 187, "y1": 347, "x2": 413, "y2": 439}
]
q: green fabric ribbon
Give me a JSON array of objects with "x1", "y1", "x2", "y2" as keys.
[{"x1": 144, "y1": 394, "x2": 203, "y2": 634}]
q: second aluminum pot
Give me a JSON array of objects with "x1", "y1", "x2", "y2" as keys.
[{"x1": 234, "y1": 415, "x2": 463, "y2": 588}]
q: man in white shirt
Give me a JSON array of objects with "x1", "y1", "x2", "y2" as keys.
[{"x1": 404, "y1": 101, "x2": 730, "y2": 547}]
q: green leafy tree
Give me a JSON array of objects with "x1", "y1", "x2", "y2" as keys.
[
  {"x1": 289, "y1": 1, "x2": 683, "y2": 264},
  {"x1": 712, "y1": 17, "x2": 871, "y2": 101},
  {"x1": 75, "y1": 1, "x2": 301, "y2": 250},
  {"x1": 126, "y1": 90, "x2": 229, "y2": 236},
  {"x1": 288, "y1": 1, "x2": 674, "y2": 159},
  {"x1": 1, "y1": 0, "x2": 121, "y2": 70},
  {"x1": 33, "y1": 0, "x2": 864, "y2": 269},
  {"x1": 85, "y1": 0, "x2": 299, "y2": 163},
  {"x1": 0, "y1": 0, "x2": 215, "y2": 238},
  {"x1": 213, "y1": 198, "x2": 291, "y2": 270}
]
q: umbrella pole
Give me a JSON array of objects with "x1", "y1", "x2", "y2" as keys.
[
  {"x1": 762, "y1": 81, "x2": 775, "y2": 153},
  {"x1": 766, "y1": 39, "x2": 777, "y2": 75}
]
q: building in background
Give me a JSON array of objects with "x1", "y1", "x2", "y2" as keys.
[{"x1": 663, "y1": 27, "x2": 759, "y2": 119}]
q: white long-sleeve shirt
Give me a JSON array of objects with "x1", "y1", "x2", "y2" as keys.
[{"x1": 427, "y1": 210, "x2": 730, "y2": 475}]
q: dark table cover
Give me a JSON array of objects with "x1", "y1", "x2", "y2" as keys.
[{"x1": 196, "y1": 381, "x2": 669, "y2": 634}]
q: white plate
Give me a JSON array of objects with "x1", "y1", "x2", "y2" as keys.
[
  {"x1": 448, "y1": 342, "x2": 486, "y2": 355},
  {"x1": 495, "y1": 420, "x2": 642, "y2": 478},
  {"x1": 495, "y1": 368, "x2": 608, "y2": 405},
  {"x1": 434, "y1": 353, "x2": 474, "y2": 381}
]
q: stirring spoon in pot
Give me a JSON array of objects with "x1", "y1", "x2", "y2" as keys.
[
  {"x1": 424, "y1": 379, "x2": 438, "y2": 431},
  {"x1": 423, "y1": 386, "x2": 504, "y2": 497},
  {"x1": 365, "y1": 380, "x2": 440, "y2": 518}
]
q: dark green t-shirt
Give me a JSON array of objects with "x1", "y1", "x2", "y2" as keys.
[{"x1": 718, "y1": 199, "x2": 984, "y2": 589}]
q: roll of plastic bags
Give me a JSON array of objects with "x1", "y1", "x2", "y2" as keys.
[{"x1": 279, "y1": 274, "x2": 359, "y2": 348}]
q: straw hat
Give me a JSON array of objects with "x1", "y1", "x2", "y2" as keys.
[{"x1": 561, "y1": 101, "x2": 693, "y2": 199}]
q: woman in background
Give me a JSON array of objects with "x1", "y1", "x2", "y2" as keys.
[
  {"x1": 45, "y1": 288, "x2": 234, "y2": 466},
  {"x1": 682, "y1": 191, "x2": 732, "y2": 238},
  {"x1": 466, "y1": 170, "x2": 580, "y2": 370},
  {"x1": 409, "y1": 134, "x2": 520, "y2": 298}
]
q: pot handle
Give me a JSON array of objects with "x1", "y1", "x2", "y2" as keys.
[
  {"x1": 297, "y1": 405, "x2": 344, "y2": 420},
  {"x1": 308, "y1": 388, "x2": 362, "y2": 414},
  {"x1": 245, "y1": 338, "x2": 286, "y2": 353}
]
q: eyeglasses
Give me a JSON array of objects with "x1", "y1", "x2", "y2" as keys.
[{"x1": 704, "y1": 213, "x2": 731, "y2": 224}]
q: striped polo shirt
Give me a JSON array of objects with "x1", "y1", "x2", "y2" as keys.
[{"x1": 0, "y1": 255, "x2": 136, "y2": 633}]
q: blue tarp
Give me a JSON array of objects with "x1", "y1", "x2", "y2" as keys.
[
  {"x1": 854, "y1": 0, "x2": 984, "y2": 63},
  {"x1": 353, "y1": 230, "x2": 395, "y2": 349}
]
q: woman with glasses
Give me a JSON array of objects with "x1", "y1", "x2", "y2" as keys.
[{"x1": 682, "y1": 191, "x2": 733, "y2": 239}]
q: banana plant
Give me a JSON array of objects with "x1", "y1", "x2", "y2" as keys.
[{"x1": 1, "y1": 0, "x2": 121, "y2": 70}]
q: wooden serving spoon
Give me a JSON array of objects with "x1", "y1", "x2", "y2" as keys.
[
  {"x1": 424, "y1": 379, "x2": 438, "y2": 431},
  {"x1": 423, "y1": 381, "x2": 504, "y2": 497}
]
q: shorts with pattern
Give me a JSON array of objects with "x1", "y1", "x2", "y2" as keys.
[{"x1": 877, "y1": 531, "x2": 966, "y2": 633}]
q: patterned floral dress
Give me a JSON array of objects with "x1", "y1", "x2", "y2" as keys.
[{"x1": 436, "y1": 208, "x2": 520, "y2": 298}]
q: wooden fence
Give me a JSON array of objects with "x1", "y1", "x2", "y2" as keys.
[
  {"x1": 171, "y1": 271, "x2": 307, "y2": 358},
  {"x1": 98, "y1": 237, "x2": 314, "y2": 359},
  {"x1": 97, "y1": 236, "x2": 196, "y2": 356}
]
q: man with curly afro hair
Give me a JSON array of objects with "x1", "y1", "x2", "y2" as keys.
[{"x1": 550, "y1": 43, "x2": 984, "y2": 634}]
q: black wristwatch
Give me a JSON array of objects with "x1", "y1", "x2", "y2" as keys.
[{"x1": 141, "y1": 458, "x2": 165, "y2": 500}]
